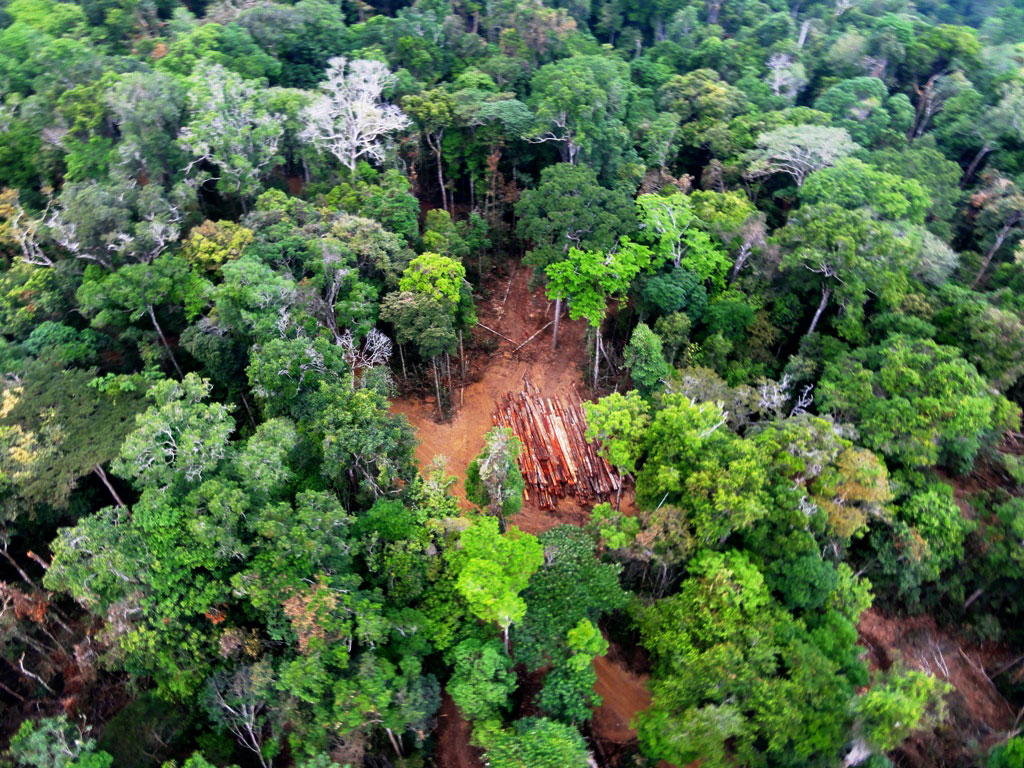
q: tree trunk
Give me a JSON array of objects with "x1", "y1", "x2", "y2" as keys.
[
  {"x1": 961, "y1": 146, "x2": 992, "y2": 188},
  {"x1": 551, "y1": 297, "x2": 562, "y2": 350},
  {"x1": 93, "y1": 464, "x2": 126, "y2": 509},
  {"x1": 385, "y1": 728, "x2": 403, "y2": 758},
  {"x1": 445, "y1": 352, "x2": 453, "y2": 392},
  {"x1": 707, "y1": 0, "x2": 722, "y2": 24},
  {"x1": 430, "y1": 132, "x2": 448, "y2": 215},
  {"x1": 459, "y1": 330, "x2": 466, "y2": 378},
  {"x1": 399, "y1": 343, "x2": 407, "y2": 381},
  {"x1": 503, "y1": 625, "x2": 510, "y2": 654},
  {"x1": 806, "y1": 284, "x2": 831, "y2": 337},
  {"x1": 432, "y1": 356, "x2": 443, "y2": 417},
  {"x1": 971, "y1": 222, "x2": 1013, "y2": 288},
  {"x1": 0, "y1": 547, "x2": 36, "y2": 588},
  {"x1": 239, "y1": 391, "x2": 257, "y2": 429},
  {"x1": 729, "y1": 244, "x2": 752, "y2": 284},
  {"x1": 796, "y1": 18, "x2": 810, "y2": 47},
  {"x1": 147, "y1": 304, "x2": 184, "y2": 378},
  {"x1": 592, "y1": 326, "x2": 601, "y2": 390}
]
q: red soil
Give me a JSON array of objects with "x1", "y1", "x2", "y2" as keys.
[
  {"x1": 390, "y1": 260, "x2": 593, "y2": 534},
  {"x1": 858, "y1": 608, "x2": 1018, "y2": 766},
  {"x1": 435, "y1": 692, "x2": 485, "y2": 768}
]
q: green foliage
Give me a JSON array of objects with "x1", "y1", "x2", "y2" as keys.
[
  {"x1": 635, "y1": 549, "x2": 861, "y2": 767},
  {"x1": 623, "y1": 322, "x2": 671, "y2": 393},
  {"x1": 465, "y1": 427, "x2": 525, "y2": 518},
  {"x1": 813, "y1": 77, "x2": 913, "y2": 147},
  {"x1": 545, "y1": 247, "x2": 642, "y2": 328},
  {"x1": 448, "y1": 637, "x2": 516, "y2": 723},
  {"x1": 452, "y1": 517, "x2": 543, "y2": 638},
  {"x1": 583, "y1": 391, "x2": 650, "y2": 475},
  {"x1": 515, "y1": 525, "x2": 627, "y2": 670},
  {"x1": 516, "y1": 163, "x2": 633, "y2": 278},
  {"x1": 800, "y1": 158, "x2": 931, "y2": 224},
  {"x1": 851, "y1": 667, "x2": 951, "y2": 753},
  {"x1": 479, "y1": 717, "x2": 591, "y2": 768},
  {"x1": 818, "y1": 335, "x2": 1018, "y2": 470},
  {"x1": 0, "y1": 363, "x2": 147, "y2": 513},
  {"x1": 114, "y1": 374, "x2": 234, "y2": 489},
  {"x1": 988, "y1": 737, "x2": 1024, "y2": 768},
  {"x1": 6, "y1": 716, "x2": 112, "y2": 768},
  {"x1": 399, "y1": 252, "x2": 466, "y2": 306},
  {"x1": 635, "y1": 193, "x2": 731, "y2": 289},
  {"x1": 536, "y1": 618, "x2": 608, "y2": 722}
]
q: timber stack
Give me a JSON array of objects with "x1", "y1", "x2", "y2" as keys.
[{"x1": 493, "y1": 378, "x2": 621, "y2": 510}]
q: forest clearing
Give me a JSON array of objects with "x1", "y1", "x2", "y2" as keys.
[{"x1": 5, "y1": 0, "x2": 1024, "y2": 765}]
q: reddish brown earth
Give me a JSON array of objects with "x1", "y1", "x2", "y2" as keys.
[
  {"x1": 859, "y1": 608, "x2": 1018, "y2": 766},
  {"x1": 395, "y1": 263, "x2": 658, "y2": 767},
  {"x1": 391, "y1": 260, "x2": 594, "y2": 534},
  {"x1": 591, "y1": 652, "x2": 652, "y2": 744},
  {"x1": 434, "y1": 693, "x2": 484, "y2": 768}
]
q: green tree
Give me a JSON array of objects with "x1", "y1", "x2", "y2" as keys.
[
  {"x1": 0, "y1": 364, "x2": 146, "y2": 513},
  {"x1": 776, "y1": 204, "x2": 914, "y2": 341},
  {"x1": 635, "y1": 192, "x2": 731, "y2": 289},
  {"x1": 818, "y1": 335, "x2": 1019, "y2": 470},
  {"x1": 635, "y1": 549, "x2": 861, "y2": 768},
  {"x1": 850, "y1": 667, "x2": 950, "y2": 761},
  {"x1": 465, "y1": 427, "x2": 525, "y2": 522},
  {"x1": 584, "y1": 390, "x2": 650, "y2": 508},
  {"x1": 113, "y1": 374, "x2": 234, "y2": 489},
  {"x1": 536, "y1": 618, "x2": 608, "y2": 723},
  {"x1": 403, "y1": 88, "x2": 456, "y2": 214},
  {"x1": 451, "y1": 516, "x2": 543, "y2": 650},
  {"x1": 479, "y1": 717, "x2": 591, "y2": 768},
  {"x1": 545, "y1": 247, "x2": 643, "y2": 389},
  {"x1": 800, "y1": 158, "x2": 931, "y2": 224},
  {"x1": 623, "y1": 322, "x2": 671, "y2": 394},
  {"x1": 515, "y1": 163, "x2": 633, "y2": 349},
  {"x1": 813, "y1": 77, "x2": 914, "y2": 148},
  {"x1": 525, "y1": 55, "x2": 637, "y2": 178},
  {"x1": 514, "y1": 525, "x2": 627, "y2": 670},
  {"x1": 447, "y1": 637, "x2": 516, "y2": 724},
  {"x1": 6, "y1": 716, "x2": 112, "y2": 768}
]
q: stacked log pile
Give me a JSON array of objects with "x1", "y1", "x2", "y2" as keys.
[{"x1": 493, "y1": 379, "x2": 620, "y2": 510}]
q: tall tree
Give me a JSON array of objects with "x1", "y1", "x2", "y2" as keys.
[
  {"x1": 465, "y1": 427, "x2": 525, "y2": 525},
  {"x1": 515, "y1": 163, "x2": 633, "y2": 349},
  {"x1": 179, "y1": 62, "x2": 285, "y2": 211},
  {"x1": 402, "y1": 88, "x2": 456, "y2": 214},
  {"x1": 545, "y1": 247, "x2": 643, "y2": 389},
  {"x1": 745, "y1": 125, "x2": 858, "y2": 187},
  {"x1": 300, "y1": 58, "x2": 410, "y2": 173}
]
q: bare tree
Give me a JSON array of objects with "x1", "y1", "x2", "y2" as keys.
[
  {"x1": 206, "y1": 665, "x2": 276, "y2": 768},
  {"x1": 179, "y1": 62, "x2": 284, "y2": 209},
  {"x1": 0, "y1": 189, "x2": 54, "y2": 267},
  {"x1": 765, "y1": 54, "x2": 808, "y2": 103},
  {"x1": 338, "y1": 328, "x2": 394, "y2": 386},
  {"x1": 300, "y1": 58, "x2": 411, "y2": 173},
  {"x1": 745, "y1": 125, "x2": 857, "y2": 187}
]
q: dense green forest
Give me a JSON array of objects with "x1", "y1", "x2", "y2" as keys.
[{"x1": 3, "y1": 0, "x2": 1024, "y2": 765}]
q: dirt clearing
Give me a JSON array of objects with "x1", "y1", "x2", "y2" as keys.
[
  {"x1": 391, "y1": 261, "x2": 594, "y2": 534},
  {"x1": 859, "y1": 608, "x2": 1018, "y2": 766}
]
